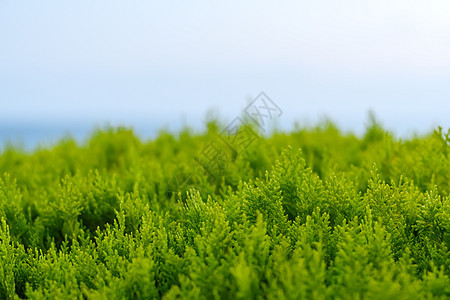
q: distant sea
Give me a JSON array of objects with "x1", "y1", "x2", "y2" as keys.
[{"x1": 0, "y1": 121, "x2": 165, "y2": 151}]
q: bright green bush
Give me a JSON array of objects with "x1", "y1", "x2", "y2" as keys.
[{"x1": 0, "y1": 122, "x2": 449, "y2": 299}]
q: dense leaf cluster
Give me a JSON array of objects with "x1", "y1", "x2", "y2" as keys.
[{"x1": 0, "y1": 122, "x2": 449, "y2": 299}]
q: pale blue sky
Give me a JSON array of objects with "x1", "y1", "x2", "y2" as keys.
[{"x1": 1, "y1": 1, "x2": 450, "y2": 146}]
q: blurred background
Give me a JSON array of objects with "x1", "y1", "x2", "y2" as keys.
[{"x1": 1, "y1": 1, "x2": 450, "y2": 149}]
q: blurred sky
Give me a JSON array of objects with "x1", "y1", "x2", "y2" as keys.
[{"x1": 1, "y1": 1, "x2": 450, "y2": 147}]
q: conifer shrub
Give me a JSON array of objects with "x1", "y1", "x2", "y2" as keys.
[{"x1": 0, "y1": 123, "x2": 449, "y2": 299}]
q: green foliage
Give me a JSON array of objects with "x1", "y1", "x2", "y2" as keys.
[{"x1": 0, "y1": 123, "x2": 449, "y2": 299}]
